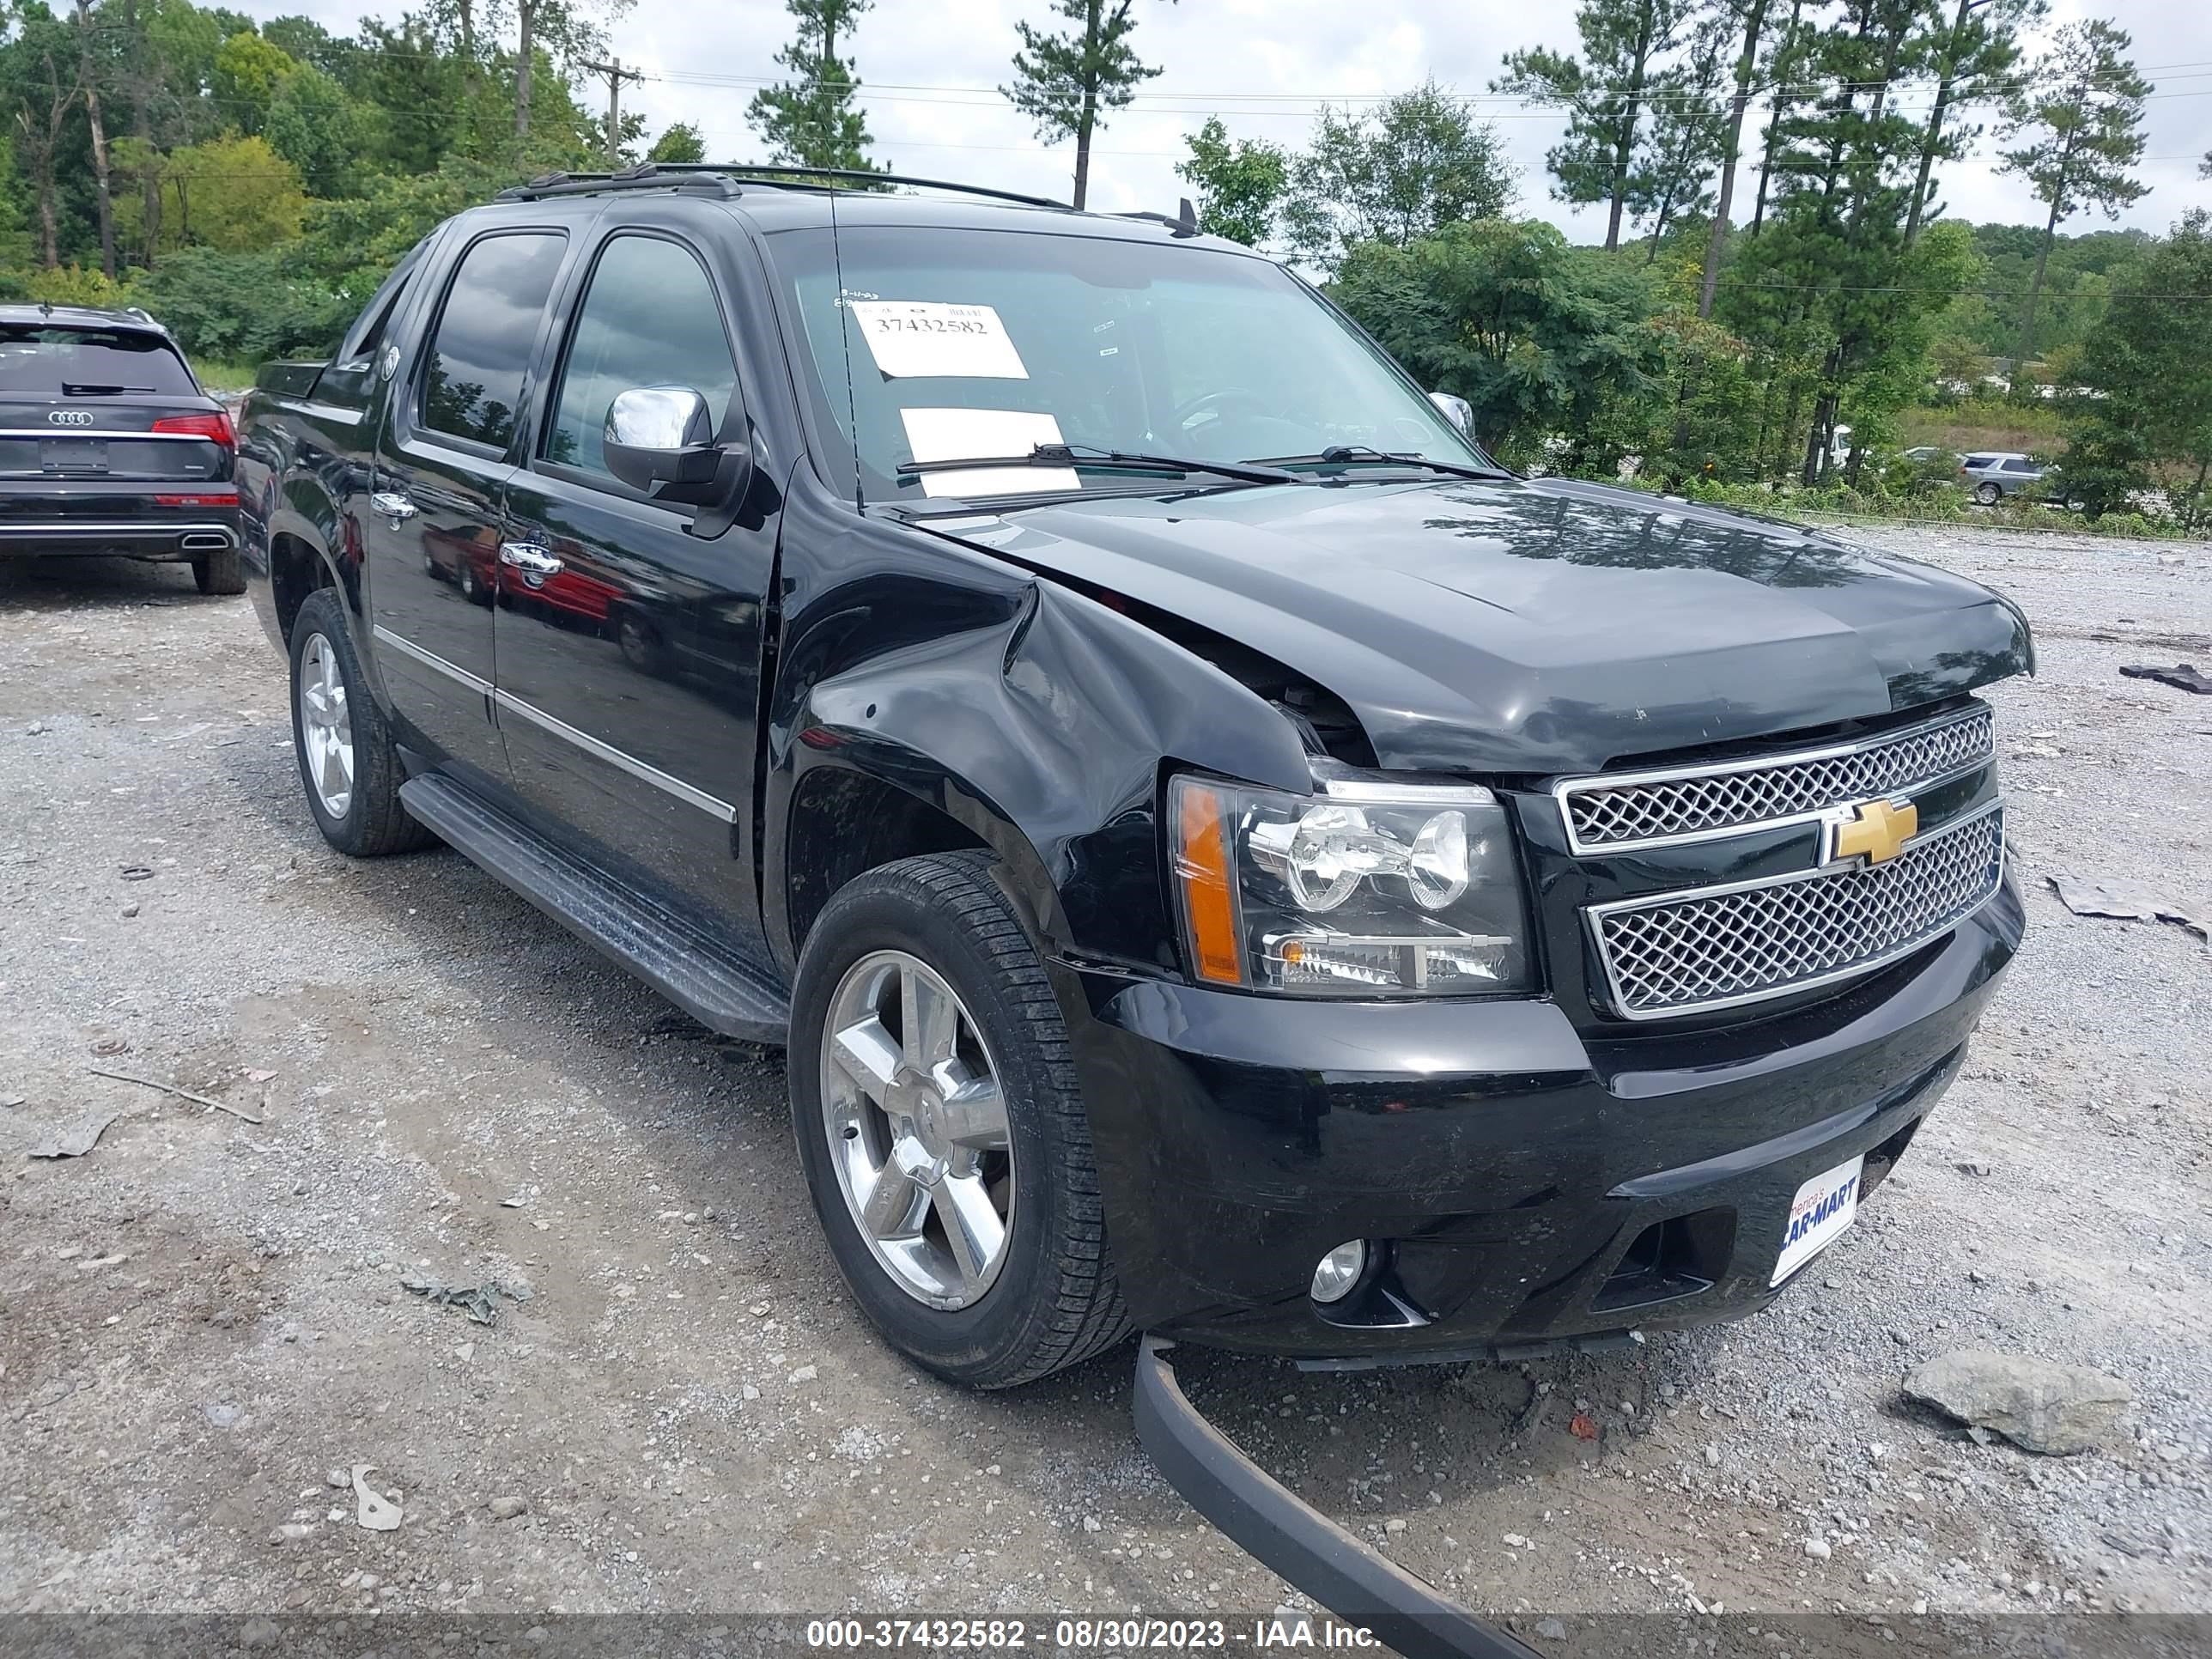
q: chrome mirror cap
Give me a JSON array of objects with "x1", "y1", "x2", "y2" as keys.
[
  {"x1": 603, "y1": 386, "x2": 723, "y2": 496},
  {"x1": 605, "y1": 385, "x2": 714, "y2": 453}
]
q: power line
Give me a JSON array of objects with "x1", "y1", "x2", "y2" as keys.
[{"x1": 578, "y1": 56, "x2": 645, "y2": 167}]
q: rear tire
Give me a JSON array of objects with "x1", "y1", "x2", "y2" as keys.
[
  {"x1": 288, "y1": 588, "x2": 435, "y2": 857},
  {"x1": 193, "y1": 546, "x2": 246, "y2": 595},
  {"x1": 1974, "y1": 482, "x2": 2001, "y2": 507},
  {"x1": 789, "y1": 851, "x2": 1130, "y2": 1388}
]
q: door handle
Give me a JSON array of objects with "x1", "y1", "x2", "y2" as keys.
[
  {"x1": 498, "y1": 542, "x2": 564, "y2": 576},
  {"x1": 369, "y1": 491, "x2": 416, "y2": 522}
]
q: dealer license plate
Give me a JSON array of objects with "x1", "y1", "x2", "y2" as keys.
[{"x1": 1771, "y1": 1155, "x2": 1864, "y2": 1286}]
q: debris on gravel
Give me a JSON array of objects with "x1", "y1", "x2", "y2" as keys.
[
  {"x1": 1903, "y1": 1348, "x2": 2131, "y2": 1455},
  {"x1": 350, "y1": 1468, "x2": 403, "y2": 1532},
  {"x1": 26, "y1": 1107, "x2": 121, "y2": 1158},
  {"x1": 2045, "y1": 874, "x2": 2212, "y2": 945},
  {"x1": 397, "y1": 1270, "x2": 531, "y2": 1326}
]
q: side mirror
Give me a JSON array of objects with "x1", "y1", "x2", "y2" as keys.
[
  {"x1": 603, "y1": 385, "x2": 747, "y2": 505},
  {"x1": 1428, "y1": 391, "x2": 1475, "y2": 439}
]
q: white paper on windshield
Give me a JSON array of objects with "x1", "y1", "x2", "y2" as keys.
[
  {"x1": 850, "y1": 301, "x2": 1030, "y2": 380},
  {"x1": 900, "y1": 408, "x2": 1078, "y2": 498}
]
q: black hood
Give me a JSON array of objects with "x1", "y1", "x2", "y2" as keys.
[{"x1": 921, "y1": 474, "x2": 2033, "y2": 775}]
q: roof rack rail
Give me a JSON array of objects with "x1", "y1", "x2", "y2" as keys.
[
  {"x1": 495, "y1": 163, "x2": 745, "y2": 202},
  {"x1": 709, "y1": 165, "x2": 1070, "y2": 211},
  {"x1": 492, "y1": 161, "x2": 1070, "y2": 211},
  {"x1": 1115, "y1": 198, "x2": 1201, "y2": 238}
]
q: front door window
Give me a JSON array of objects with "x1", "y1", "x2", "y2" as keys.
[{"x1": 544, "y1": 235, "x2": 741, "y2": 483}]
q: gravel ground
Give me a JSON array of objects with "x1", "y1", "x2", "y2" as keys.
[{"x1": 1, "y1": 526, "x2": 2208, "y2": 1632}]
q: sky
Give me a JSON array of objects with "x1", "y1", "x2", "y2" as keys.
[{"x1": 257, "y1": 0, "x2": 2212, "y2": 239}]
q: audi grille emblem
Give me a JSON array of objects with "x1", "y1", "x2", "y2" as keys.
[{"x1": 46, "y1": 410, "x2": 95, "y2": 426}]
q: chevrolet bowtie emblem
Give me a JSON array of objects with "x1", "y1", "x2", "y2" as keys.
[{"x1": 1832, "y1": 797, "x2": 1918, "y2": 866}]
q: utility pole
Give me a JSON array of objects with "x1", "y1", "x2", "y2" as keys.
[{"x1": 581, "y1": 57, "x2": 645, "y2": 168}]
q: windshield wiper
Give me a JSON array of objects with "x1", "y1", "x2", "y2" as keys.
[
  {"x1": 895, "y1": 442, "x2": 1303, "y2": 489},
  {"x1": 1258, "y1": 445, "x2": 1516, "y2": 482},
  {"x1": 61, "y1": 383, "x2": 157, "y2": 396}
]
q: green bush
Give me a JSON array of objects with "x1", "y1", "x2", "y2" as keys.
[
  {"x1": 130, "y1": 246, "x2": 355, "y2": 365},
  {"x1": 0, "y1": 264, "x2": 143, "y2": 309}
]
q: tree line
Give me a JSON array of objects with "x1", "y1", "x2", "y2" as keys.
[
  {"x1": 1178, "y1": 4, "x2": 2203, "y2": 529},
  {"x1": 3, "y1": 0, "x2": 2206, "y2": 529}
]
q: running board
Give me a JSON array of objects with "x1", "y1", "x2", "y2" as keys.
[{"x1": 398, "y1": 774, "x2": 791, "y2": 1043}]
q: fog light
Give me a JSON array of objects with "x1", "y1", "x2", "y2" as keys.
[{"x1": 1310, "y1": 1239, "x2": 1369, "y2": 1304}]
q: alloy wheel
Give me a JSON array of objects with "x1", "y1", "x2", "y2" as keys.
[
  {"x1": 818, "y1": 950, "x2": 1015, "y2": 1310},
  {"x1": 297, "y1": 633, "x2": 356, "y2": 822}
]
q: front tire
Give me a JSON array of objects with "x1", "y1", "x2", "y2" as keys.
[
  {"x1": 789, "y1": 852, "x2": 1130, "y2": 1388},
  {"x1": 193, "y1": 546, "x2": 246, "y2": 595},
  {"x1": 288, "y1": 589, "x2": 434, "y2": 857}
]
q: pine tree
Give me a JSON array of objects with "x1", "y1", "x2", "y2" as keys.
[
  {"x1": 1493, "y1": 0, "x2": 1696, "y2": 252},
  {"x1": 1903, "y1": 0, "x2": 2042, "y2": 247},
  {"x1": 1996, "y1": 19, "x2": 2150, "y2": 371},
  {"x1": 1697, "y1": 0, "x2": 1773, "y2": 316},
  {"x1": 747, "y1": 0, "x2": 882, "y2": 174},
  {"x1": 1747, "y1": 0, "x2": 1810, "y2": 237},
  {"x1": 1625, "y1": 9, "x2": 1735, "y2": 262},
  {"x1": 1729, "y1": 0, "x2": 1968, "y2": 483},
  {"x1": 1002, "y1": 0, "x2": 1170, "y2": 210}
]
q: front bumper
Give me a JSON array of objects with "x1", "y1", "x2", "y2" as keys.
[{"x1": 1065, "y1": 872, "x2": 2021, "y2": 1357}]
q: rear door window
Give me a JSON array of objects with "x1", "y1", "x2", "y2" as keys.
[
  {"x1": 2002, "y1": 458, "x2": 2036, "y2": 472},
  {"x1": 0, "y1": 325, "x2": 198, "y2": 398},
  {"x1": 418, "y1": 231, "x2": 567, "y2": 451},
  {"x1": 338, "y1": 240, "x2": 428, "y2": 366},
  {"x1": 543, "y1": 234, "x2": 739, "y2": 482}
]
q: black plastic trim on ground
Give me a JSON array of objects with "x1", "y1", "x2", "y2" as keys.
[{"x1": 1133, "y1": 1337, "x2": 1541, "y2": 1659}]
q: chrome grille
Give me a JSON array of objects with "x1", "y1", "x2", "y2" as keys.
[
  {"x1": 1559, "y1": 705, "x2": 1993, "y2": 852},
  {"x1": 1591, "y1": 806, "x2": 2004, "y2": 1019}
]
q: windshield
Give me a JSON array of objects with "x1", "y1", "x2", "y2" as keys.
[{"x1": 764, "y1": 223, "x2": 1491, "y2": 504}]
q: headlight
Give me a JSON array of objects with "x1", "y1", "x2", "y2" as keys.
[{"x1": 1169, "y1": 772, "x2": 1533, "y2": 997}]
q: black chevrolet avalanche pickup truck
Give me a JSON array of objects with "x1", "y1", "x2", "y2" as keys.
[
  {"x1": 239, "y1": 167, "x2": 2027, "y2": 1577},
  {"x1": 2, "y1": 302, "x2": 244, "y2": 592}
]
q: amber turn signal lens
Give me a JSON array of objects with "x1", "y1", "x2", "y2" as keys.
[{"x1": 1174, "y1": 781, "x2": 1244, "y2": 987}]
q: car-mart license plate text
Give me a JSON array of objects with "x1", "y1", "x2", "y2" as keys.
[{"x1": 1771, "y1": 1155, "x2": 1863, "y2": 1285}]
